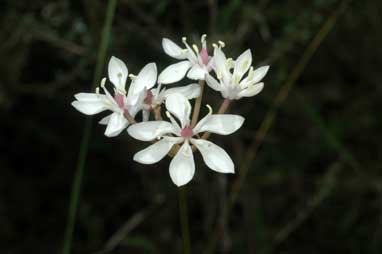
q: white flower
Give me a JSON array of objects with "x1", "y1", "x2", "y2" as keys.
[
  {"x1": 158, "y1": 34, "x2": 213, "y2": 84},
  {"x1": 127, "y1": 94, "x2": 244, "y2": 186},
  {"x1": 71, "y1": 56, "x2": 156, "y2": 137},
  {"x1": 205, "y1": 45, "x2": 269, "y2": 100}
]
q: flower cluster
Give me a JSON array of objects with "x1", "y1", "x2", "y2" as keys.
[{"x1": 71, "y1": 35, "x2": 269, "y2": 186}]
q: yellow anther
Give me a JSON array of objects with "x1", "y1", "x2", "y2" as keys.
[
  {"x1": 212, "y1": 43, "x2": 218, "y2": 48},
  {"x1": 247, "y1": 66, "x2": 254, "y2": 79},
  {"x1": 233, "y1": 74, "x2": 240, "y2": 84},
  {"x1": 95, "y1": 87, "x2": 100, "y2": 94},
  {"x1": 192, "y1": 44, "x2": 199, "y2": 53},
  {"x1": 182, "y1": 37, "x2": 187, "y2": 42},
  {"x1": 217, "y1": 68, "x2": 222, "y2": 79},
  {"x1": 241, "y1": 60, "x2": 249, "y2": 71},
  {"x1": 165, "y1": 111, "x2": 172, "y2": 119},
  {"x1": 226, "y1": 58, "x2": 234, "y2": 69},
  {"x1": 128, "y1": 74, "x2": 136, "y2": 79},
  {"x1": 218, "y1": 41, "x2": 225, "y2": 47},
  {"x1": 206, "y1": 104, "x2": 213, "y2": 115}
]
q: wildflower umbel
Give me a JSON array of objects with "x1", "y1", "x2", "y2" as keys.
[
  {"x1": 158, "y1": 34, "x2": 213, "y2": 84},
  {"x1": 72, "y1": 56, "x2": 144, "y2": 137},
  {"x1": 71, "y1": 34, "x2": 269, "y2": 186},
  {"x1": 206, "y1": 44, "x2": 269, "y2": 100}
]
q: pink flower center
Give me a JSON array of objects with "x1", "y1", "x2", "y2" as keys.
[
  {"x1": 200, "y1": 47, "x2": 209, "y2": 65},
  {"x1": 144, "y1": 90, "x2": 153, "y2": 105},
  {"x1": 180, "y1": 126, "x2": 193, "y2": 138},
  {"x1": 114, "y1": 93, "x2": 125, "y2": 109}
]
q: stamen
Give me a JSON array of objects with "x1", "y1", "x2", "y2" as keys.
[
  {"x1": 100, "y1": 83, "x2": 114, "y2": 102},
  {"x1": 241, "y1": 60, "x2": 248, "y2": 70},
  {"x1": 192, "y1": 44, "x2": 199, "y2": 54},
  {"x1": 212, "y1": 43, "x2": 218, "y2": 48},
  {"x1": 101, "y1": 77, "x2": 107, "y2": 87},
  {"x1": 217, "y1": 68, "x2": 222, "y2": 79},
  {"x1": 247, "y1": 66, "x2": 254, "y2": 80},
  {"x1": 128, "y1": 74, "x2": 136, "y2": 80},
  {"x1": 233, "y1": 74, "x2": 240, "y2": 84},
  {"x1": 95, "y1": 87, "x2": 100, "y2": 94},
  {"x1": 226, "y1": 58, "x2": 234, "y2": 68},
  {"x1": 206, "y1": 104, "x2": 213, "y2": 115},
  {"x1": 181, "y1": 36, "x2": 198, "y2": 62},
  {"x1": 218, "y1": 40, "x2": 225, "y2": 47},
  {"x1": 181, "y1": 37, "x2": 192, "y2": 51},
  {"x1": 166, "y1": 111, "x2": 181, "y2": 131}
]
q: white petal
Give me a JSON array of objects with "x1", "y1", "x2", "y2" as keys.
[
  {"x1": 164, "y1": 84, "x2": 200, "y2": 99},
  {"x1": 158, "y1": 61, "x2": 191, "y2": 84},
  {"x1": 126, "y1": 91, "x2": 145, "y2": 117},
  {"x1": 242, "y1": 66, "x2": 269, "y2": 86},
  {"x1": 162, "y1": 38, "x2": 187, "y2": 60},
  {"x1": 213, "y1": 47, "x2": 227, "y2": 71},
  {"x1": 108, "y1": 56, "x2": 128, "y2": 92},
  {"x1": 165, "y1": 94, "x2": 191, "y2": 128},
  {"x1": 237, "y1": 83, "x2": 264, "y2": 98},
  {"x1": 191, "y1": 139, "x2": 234, "y2": 173},
  {"x1": 74, "y1": 93, "x2": 106, "y2": 101},
  {"x1": 193, "y1": 114, "x2": 244, "y2": 135},
  {"x1": 127, "y1": 121, "x2": 176, "y2": 141},
  {"x1": 104, "y1": 112, "x2": 129, "y2": 137},
  {"x1": 99, "y1": 114, "x2": 111, "y2": 125},
  {"x1": 205, "y1": 74, "x2": 222, "y2": 91},
  {"x1": 213, "y1": 47, "x2": 232, "y2": 83},
  {"x1": 133, "y1": 136, "x2": 183, "y2": 164},
  {"x1": 71, "y1": 96, "x2": 109, "y2": 115},
  {"x1": 127, "y1": 63, "x2": 157, "y2": 104},
  {"x1": 169, "y1": 141, "x2": 195, "y2": 186},
  {"x1": 186, "y1": 65, "x2": 207, "y2": 80},
  {"x1": 233, "y1": 49, "x2": 252, "y2": 81}
]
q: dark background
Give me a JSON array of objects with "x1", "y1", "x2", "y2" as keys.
[{"x1": 1, "y1": 0, "x2": 381, "y2": 253}]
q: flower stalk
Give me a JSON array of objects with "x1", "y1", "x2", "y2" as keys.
[
  {"x1": 191, "y1": 79, "x2": 205, "y2": 128},
  {"x1": 123, "y1": 110, "x2": 137, "y2": 124},
  {"x1": 178, "y1": 186, "x2": 191, "y2": 254}
]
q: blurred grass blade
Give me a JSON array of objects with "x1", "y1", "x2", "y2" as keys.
[
  {"x1": 62, "y1": 1, "x2": 118, "y2": 254},
  {"x1": 204, "y1": 0, "x2": 353, "y2": 252},
  {"x1": 297, "y1": 93, "x2": 360, "y2": 171}
]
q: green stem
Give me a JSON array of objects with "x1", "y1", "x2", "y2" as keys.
[
  {"x1": 191, "y1": 79, "x2": 205, "y2": 128},
  {"x1": 62, "y1": 1, "x2": 118, "y2": 254},
  {"x1": 178, "y1": 186, "x2": 191, "y2": 254}
]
